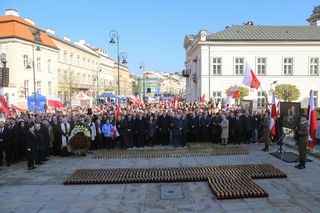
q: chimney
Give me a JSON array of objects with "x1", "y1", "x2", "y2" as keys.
[
  {"x1": 24, "y1": 17, "x2": 35, "y2": 25},
  {"x1": 5, "y1": 9, "x2": 19, "y2": 17},
  {"x1": 46, "y1": 28, "x2": 55, "y2": 35},
  {"x1": 63, "y1": 36, "x2": 71, "y2": 42},
  {"x1": 78, "y1": 40, "x2": 86, "y2": 44}
]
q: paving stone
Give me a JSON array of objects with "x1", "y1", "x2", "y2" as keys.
[{"x1": 1, "y1": 144, "x2": 320, "y2": 211}]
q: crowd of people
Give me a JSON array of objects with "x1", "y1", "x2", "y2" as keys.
[{"x1": 0, "y1": 101, "x2": 319, "y2": 170}]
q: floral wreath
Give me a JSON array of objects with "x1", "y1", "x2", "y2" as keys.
[{"x1": 68, "y1": 123, "x2": 91, "y2": 155}]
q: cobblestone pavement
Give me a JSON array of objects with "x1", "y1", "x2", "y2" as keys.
[{"x1": 0, "y1": 143, "x2": 320, "y2": 213}]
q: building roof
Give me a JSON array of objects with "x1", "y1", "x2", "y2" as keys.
[
  {"x1": 47, "y1": 33, "x2": 99, "y2": 56},
  {"x1": 0, "y1": 15, "x2": 58, "y2": 49},
  {"x1": 206, "y1": 25, "x2": 320, "y2": 41}
]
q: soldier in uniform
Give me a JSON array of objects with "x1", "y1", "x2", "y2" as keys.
[
  {"x1": 261, "y1": 111, "x2": 271, "y2": 152},
  {"x1": 295, "y1": 114, "x2": 309, "y2": 169}
]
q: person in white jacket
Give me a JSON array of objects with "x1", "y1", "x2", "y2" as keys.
[{"x1": 86, "y1": 117, "x2": 96, "y2": 151}]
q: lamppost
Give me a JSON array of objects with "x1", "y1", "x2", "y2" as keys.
[
  {"x1": 109, "y1": 30, "x2": 128, "y2": 99},
  {"x1": 26, "y1": 44, "x2": 41, "y2": 113},
  {"x1": 139, "y1": 63, "x2": 145, "y2": 101}
]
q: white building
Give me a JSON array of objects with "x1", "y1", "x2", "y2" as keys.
[
  {"x1": 90, "y1": 47, "x2": 115, "y2": 93},
  {"x1": 183, "y1": 6, "x2": 320, "y2": 109},
  {"x1": 0, "y1": 9, "x2": 58, "y2": 107}
]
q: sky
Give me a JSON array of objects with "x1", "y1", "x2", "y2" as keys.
[{"x1": 0, "y1": 0, "x2": 319, "y2": 74}]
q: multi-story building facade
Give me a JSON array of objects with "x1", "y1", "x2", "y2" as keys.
[
  {"x1": 91, "y1": 47, "x2": 115, "y2": 93},
  {"x1": 114, "y1": 63, "x2": 131, "y2": 97},
  {"x1": 47, "y1": 31, "x2": 101, "y2": 104},
  {"x1": 0, "y1": 9, "x2": 58, "y2": 107},
  {"x1": 143, "y1": 71, "x2": 186, "y2": 96},
  {"x1": 183, "y1": 6, "x2": 320, "y2": 109}
]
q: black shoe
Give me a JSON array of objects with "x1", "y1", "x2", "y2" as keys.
[
  {"x1": 262, "y1": 147, "x2": 269, "y2": 152},
  {"x1": 294, "y1": 163, "x2": 301, "y2": 168},
  {"x1": 297, "y1": 164, "x2": 305, "y2": 169},
  {"x1": 35, "y1": 162, "x2": 43, "y2": 165},
  {"x1": 6, "y1": 163, "x2": 10, "y2": 167}
]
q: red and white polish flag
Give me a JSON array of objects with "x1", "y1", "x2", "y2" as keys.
[
  {"x1": 201, "y1": 94, "x2": 205, "y2": 104},
  {"x1": 308, "y1": 90, "x2": 318, "y2": 149},
  {"x1": 174, "y1": 95, "x2": 179, "y2": 110},
  {"x1": 242, "y1": 63, "x2": 261, "y2": 89},
  {"x1": 47, "y1": 95, "x2": 64, "y2": 108},
  {"x1": 224, "y1": 85, "x2": 240, "y2": 106},
  {"x1": 269, "y1": 94, "x2": 277, "y2": 136}
]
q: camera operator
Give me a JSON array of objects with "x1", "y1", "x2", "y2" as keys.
[{"x1": 294, "y1": 114, "x2": 309, "y2": 169}]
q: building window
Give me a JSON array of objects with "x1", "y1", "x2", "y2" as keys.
[
  {"x1": 257, "y1": 58, "x2": 266, "y2": 75},
  {"x1": 212, "y1": 58, "x2": 221, "y2": 75},
  {"x1": 310, "y1": 58, "x2": 319, "y2": 75},
  {"x1": 257, "y1": 91, "x2": 266, "y2": 108},
  {"x1": 37, "y1": 81, "x2": 41, "y2": 93},
  {"x1": 83, "y1": 57, "x2": 85, "y2": 67},
  {"x1": 48, "y1": 59, "x2": 51, "y2": 73},
  {"x1": 212, "y1": 91, "x2": 222, "y2": 105},
  {"x1": 70, "y1": 53, "x2": 74, "y2": 65},
  {"x1": 64, "y1": 51, "x2": 67, "y2": 63},
  {"x1": 234, "y1": 58, "x2": 244, "y2": 75},
  {"x1": 314, "y1": 90, "x2": 318, "y2": 107},
  {"x1": 24, "y1": 80, "x2": 29, "y2": 97},
  {"x1": 283, "y1": 57, "x2": 293, "y2": 75},
  {"x1": 36, "y1": 57, "x2": 41, "y2": 71},
  {"x1": 77, "y1": 55, "x2": 80, "y2": 66},
  {"x1": 48, "y1": 81, "x2": 52, "y2": 95},
  {"x1": 23, "y1": 54, "x2": 29, "y2": 68}
]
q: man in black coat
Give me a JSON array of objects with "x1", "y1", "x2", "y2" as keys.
[
  {"x1": 158, "y1": 111, "x2": 170, "y2": 145},
  {"x1": 26, "y1": 122, "x2": 38, "y2": 170},
  {"x1": 41, "y1": 119, "x2": 50, "y2": 160},
  {"x1": 211, "y1": 114, "x2": 221, "y2": 144},
  {"x1": 126, "y1": 114, "x2": 134, "y2": 148},
  {"x1": 0, "y1": 120, "x2": 12, "y2": 166},
  {"x1": 172, "y1": 114, "x2": 183, "y2": 147},
  {"x1": 188, "y1": 112, "x2": 199, "y2": 142},
  {"x1": 200, "y1": 112, "x2": 211, "y2": 142},
  {"x1": 9, "y1": 118, "x2": 19, "y2": 163},
  {"x1": 234, "y1": 112, "x2": 244, "y2": 144},
  {"x1": 134, "y1": 113, "x2": 147, "y2": 147},
  {"x1": 243, "y1": 111, "x2": 252, "y2": 144},
  {"x1": 227, "y1": 112, "x2": 236, "y2": 144},
  {"x1": 118, "y1": 115, "x2": 128, "y2": 149},
  {"x1": 181, "y1": 113, "x2": 188, "y2": 146}
]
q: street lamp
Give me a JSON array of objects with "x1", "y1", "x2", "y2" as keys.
[
  {"x1": 26, "y1": 44, "x2": 41, "y2": 113},
  {"x1": 139, "y1": 63, "x2": 145, "y2": 100},
  {"x1": 109, "y1": 30, "x2": 127, "y2": 99}
]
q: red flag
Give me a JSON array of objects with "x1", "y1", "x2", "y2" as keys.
[
  {"x1": 308, "y1": 90, "x2": 317, "y2": 150},
  {"x1": 111, "y1": 126, "x2": 119, "y2": 138},
  {"x1": 115, "y1": 105, "x2": 122, "y2": 118},
  {"x1": 0, "y1": 91, "x2": 12, "y2": 116},
  {"x1": 174, "y1": 95, "x2": 179, "y2": 110},
  {"x1": 242, "y1": 63, "x2": 261, "y2": 89},
  {"x1": 129, "y1": 95, "x2": 139, "y2": 106},
  {"x1": 231, "y1": 85, "x2": 240, "y2": 98},
  {"x1": 201, "y1": 94, "x2": 205, "y2": 104},
  {"x1": 269, "y1": 94, "x2": 277, "y2": 136}
]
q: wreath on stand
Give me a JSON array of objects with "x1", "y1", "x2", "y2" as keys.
[{"x1": 68, "y1": 123, "x2": 91, "y2": 156}]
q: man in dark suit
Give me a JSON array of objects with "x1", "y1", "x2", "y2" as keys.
[
  {"x1": 0, "y1": 120, "x2": 12, "y2": 166},
  {"x1": 234, "y1": 112, "x2": 244, "y2": 144},
  {"x1": 158, "y1": 111, "x2": 170, "y2": 145},
  {"x1": 134, "y1": 113, "x2": 147, "y2": 147},
  {"x1": 9, "y1": 118, "x2": 19, "y2": 163},
  {"x1": 243, "y1": 111, "x2": 252, "y2": 144},
  {"x1": 189, "y1": 112, "x2": 199, "y2": 142}
]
